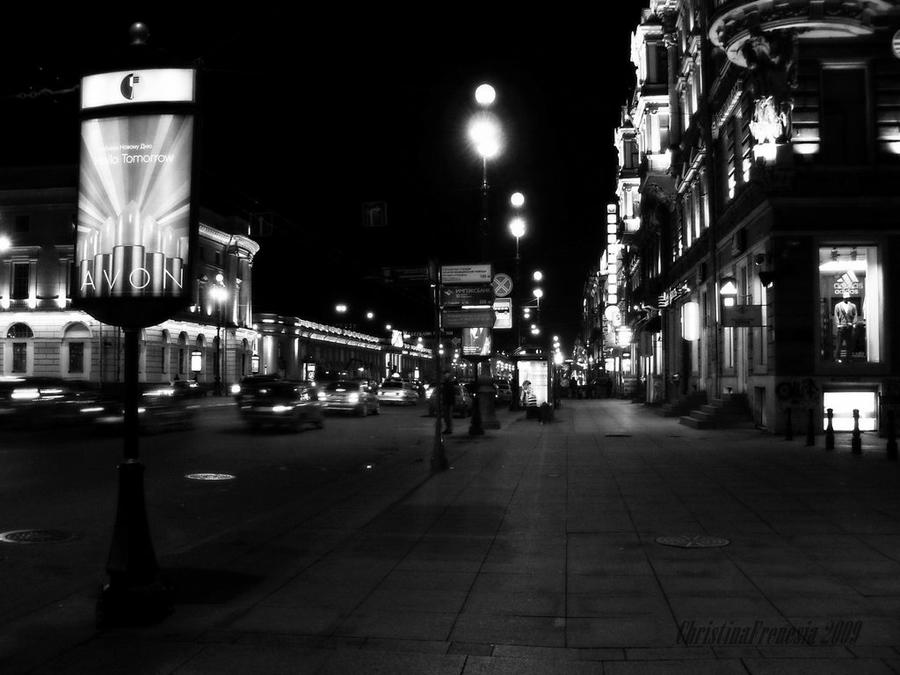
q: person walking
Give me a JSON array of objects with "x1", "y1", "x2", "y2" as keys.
[{"x1": 440, "y1": 370, "x2": 456, "y2": 434}]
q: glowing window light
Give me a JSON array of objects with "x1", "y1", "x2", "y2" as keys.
[{"x1": 681, "y1": 301, "x2": 700, "y2": 341}]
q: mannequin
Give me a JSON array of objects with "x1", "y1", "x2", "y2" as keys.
[{"x1": 834, "y1": 293, "x2": 857, "y2": 361}]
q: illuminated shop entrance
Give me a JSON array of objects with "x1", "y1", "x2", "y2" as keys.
[{"x1": 823, "y1": 390, "x2": 877, "y2": 432}]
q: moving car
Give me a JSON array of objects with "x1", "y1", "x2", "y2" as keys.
[
  {"x1": 493, "y1": 380, "x2": 513, "y2": 404},
  {"x1": 80, "y1": 384, "x2": 196, "y2": 434},
  {"x1": 237, "y1": 379, "x2": 324, "y2": 432},
  {"x1": 320, "y1": 380, "x2": 380, "y2": 416},
  {"x1": 0, "y1": 376, "x2": 97, "y2": 429},
  {"x1": 377, "y1": 380, "x2": 419, "y2": 406},
  {"x1": 427, "y1": 382, "x2": 473, "y2": 417}
]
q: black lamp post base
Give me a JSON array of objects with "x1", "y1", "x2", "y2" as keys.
[
  {"x1": 97, "y1": 461, "x2": 172, "y2": 627},
  {"x1": 97, "y1": 578, "x2": 172, "y2": 627}
]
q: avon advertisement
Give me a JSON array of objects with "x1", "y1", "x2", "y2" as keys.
[{"x1": 76, "y1": 113, "x2": 194, "y2": 301}]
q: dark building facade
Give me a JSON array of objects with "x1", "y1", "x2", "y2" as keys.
[{"x1": 592, "y1": 0, "x2": 900, "y2": 434}]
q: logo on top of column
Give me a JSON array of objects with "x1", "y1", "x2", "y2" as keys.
[{"x1": 120, "y1": 73, "x2": 141, "y2": 100}]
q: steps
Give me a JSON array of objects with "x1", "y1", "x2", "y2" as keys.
[
  {"x1": 657, "y1": 391, "x2": 708, "y2": 417},
  {"x1": 679, "y1": 393, "x2": 754, "y2": 429}
]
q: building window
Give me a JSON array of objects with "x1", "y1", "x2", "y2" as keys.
[
  {"x1": 819, "y1": 245, "x2": 880, "y2": 364},
  {"x1": 68, "y1": 342, "x2": 85, "y2": 373},
  {"x1": 7, "y1": 323, "x2": 33, "y2": 339},
  {"x1": 11, "y1": 262, "x2": 29, "y2": 300},
  {"x1": 12, "y1": 343, "x2": 27, "y2": 373}
]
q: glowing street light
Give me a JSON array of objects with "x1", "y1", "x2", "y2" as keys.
[
  {"x1": 533, "y1": 288, "x2": 544, "y2": 300},
  {"x1": 474, "y1": 83, "x2": 496, "y2": 106},
  {"x1": 0, "y1": 234, "x2": 10, "y2": 252},
  {"x1": 509, "y1": 216, "x2": 526, "y2": 261},
  {"x1": 335, "y1": 303, "x2": 348, "y2": 314},
  {"x1": 510, "y1": 192, "x2": 525, "y2": 208},
  {"x1": 533, "y1": 270, "x2": 543, "y2": 282}
]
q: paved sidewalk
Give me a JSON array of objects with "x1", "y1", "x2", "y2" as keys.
[{"x1": 9, "y1": 399, "x2": 900, "y2": 673}]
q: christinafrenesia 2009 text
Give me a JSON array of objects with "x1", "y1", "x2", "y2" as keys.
[{"x1": 677, "y1": 619, "x2": 862, "y2": 646}]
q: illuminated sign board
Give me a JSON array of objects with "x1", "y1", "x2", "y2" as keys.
[
  {"x1": 75, "y1": 68, "x2": 197, "y2": 327},
  {"x1": 462, "y1": 327, "x2": 492, "y2": 356},
  {"x1": 81, "y1": 69, "x2": 196, "y2": 110},
  {"x1": 492, "y1": 298, "x2": 512, "y2": 329},
  {"x1": 441, "y1": 264, "x2": 493, "y2": 284}
]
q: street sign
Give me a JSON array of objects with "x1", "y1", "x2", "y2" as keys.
[
  {"x1": 492, "y1": 273, "x2": 513, "y2": 297},
  {"x1": 442, "y1": 308, "x2": 495, "y2": 328},
  {"x1": 493, "y1": 298, "x2": 512, "y2": 329},
  {"x1": 440, "y1": 284, "x2": 494, "y2": 306},
  {"x1": 441, "y1": 263, "x2": 492, "y2": 284},
  {"x1": 382, "y1": 266, "x2": 429, "y2": 283},
  {"x1": 723, "y1": 305, "x2": 763, "y2": 327}
]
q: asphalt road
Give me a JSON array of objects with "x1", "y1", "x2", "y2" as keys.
[{"x1": 0, "y1": 398, "x2": 438, "y2": 626}]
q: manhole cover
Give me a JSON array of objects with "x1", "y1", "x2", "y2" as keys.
[
  {"x1": 185, "y1": 473, "x2": 236, "y2": 482},
  {"x1": 656, "y1": 535, "x2": 730, "y2": 549},
  {"x1": 0, "y1": 529, "x2": 76, "y2": 544}
]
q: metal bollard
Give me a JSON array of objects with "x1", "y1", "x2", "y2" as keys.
[
  {"x1": 806, "y1": 408, "x2": 815, "y2": 447},
  {"x1": 887, "y1": 410, "x2": 898, "y2": 461},
  {"x1": 851, "y1": 409, "x2": 862, "y2": 454},
  {"x1": 785, "y1": 407, "x2": 793, "y2": 441},
  {"x1": 825, "y1": 408, "x2": 835, "y2": 450}
]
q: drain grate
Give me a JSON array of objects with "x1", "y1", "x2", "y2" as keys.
[
  {"x1": 185, "y1": 473, "x2": 236, "y2": 482},
  {"x1": 605, "y1": 434, "x2": 632, "y2": 438},
  {"x1": 656, "y1": 535, "x2": 730, "y2": 549},
  {"x1": 0, "y1": 529, "x2": 77, "y2": 544}
]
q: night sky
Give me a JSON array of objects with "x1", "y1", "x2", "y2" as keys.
[{"x1": 4, "y1": 4, "x2": 647, "y2": 351}]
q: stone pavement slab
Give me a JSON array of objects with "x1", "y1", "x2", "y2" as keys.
[{"x1": 9, "y1": 400, "x2": 900, "y2": 673}]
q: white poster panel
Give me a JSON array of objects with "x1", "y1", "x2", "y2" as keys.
[
  {"x1": 76, "y1": 113, "x2": 194, "y2": 301},
  {"x1": 462, "y1": 327, "x2": 491, "y2": 356},
  {"x1": 518, "y1": 359, "x2": 549, "y2": 406}
]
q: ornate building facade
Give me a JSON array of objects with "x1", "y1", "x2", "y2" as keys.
[{"x1": 594, "y1": 0, "x2": 900, "y2": 434}]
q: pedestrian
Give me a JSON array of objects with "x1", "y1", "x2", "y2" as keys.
[
  {"x1": 522, "y1": 380, "x2": 538, "y2": 418},
  {"x1": 569, "y1": 377, "x2": 578, "y2": 399},
  {"x1": 440, "y1": 370, "x2": 455, "y2": 434}
]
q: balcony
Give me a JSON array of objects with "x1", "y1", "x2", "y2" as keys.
[{"x1": 710, "y1": 0, "x2": 886, "y2": 67}]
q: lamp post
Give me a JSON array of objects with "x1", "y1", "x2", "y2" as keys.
[
  {"x1": 209, "y1": 274, "x2": 228, "y2": 396},
  {"x1": 466, "y1": 83, "x2": 504, "y2": 434}
]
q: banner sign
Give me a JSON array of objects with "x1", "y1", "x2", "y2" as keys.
[
  {"x1": 462, "y1": 327, "x2": 492, "y2": 356},
  {"x1": 440, "y1": 284, "x2": 493, "y2": 307},
  {"x1": 493, "y1": 298, "x2": 512, "y2": 329},
  {"x1": 81, "y1": 69, "x2": 196, "y2": 110},
  {"x1": 723, "y1": 305, "x2": 763, "y2": 327},
  {"x1": 74, "y1": 67, "x2": 197, "y2": 327},
  {"x1": 441, "y1": 264, "x2": 492, "y2": 284},
  {"x1": 442, "y1": 308, "x2": 494, "y2": 328}
]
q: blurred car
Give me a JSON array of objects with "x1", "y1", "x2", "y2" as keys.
[
  {"x1": 0, "y1": 376, "x2": 97, "y2": 428},
  {"x1": 494, "y1": 380, "x2": 513, "y2": 404},
  {"x1": 237, "y1": 380, "x2": 324, "y2": 432},
  {"x1": 79, "y1": 384, "x2": 196, "y2": 434},
  {"x1": 230, "y1": 373, "x2": 283, "y2": 404},
  {"x1": 377, "y1": 380, "x2": 419, "y2": 406},
  {"x1": 427, "y1": 382, "x2": 473, "y2": 417},
  {"x1": 319, "y1": 380, "x2": 380, "y2": 416},
  {"x1": 170, "y1": 378, "x2": 207, "y2": 398}
]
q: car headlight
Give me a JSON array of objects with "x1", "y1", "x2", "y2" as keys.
[
  {"x1": 348, "y1": 393, "x2": 359, "y2": 404},
  {"x1": 230, "y1": 383, "x2": 242, "y2": 395},
  {"x1": 272, "y1": 405, "x2": 292, "y2": 413},
  {"x1": 317, "y1": 391, "x2": 326, "y2": 401}
]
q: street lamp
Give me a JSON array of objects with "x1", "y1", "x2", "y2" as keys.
[
  {"x1": 468, "y1": 83, "x2": 502, "y2": 261},
  {"x1": 209, "y1": 274, "x2": 228, "y2": 396},
  {"x1": 0, "y1": 234, "x2": 10, "y2": 252},
  {"x1": 510, "y1": 191, "x2": 525, "y2": 208},
  {"x1": 509, "y1": 216, "x2": 526, "y2": 261},
  {"x1": 533, "y1": 270, "x2": 543, "y2": 282}
]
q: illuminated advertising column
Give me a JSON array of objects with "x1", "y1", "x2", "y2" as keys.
[{"x1": 75, "y1": 68, "x2": 197, "y2": 328}]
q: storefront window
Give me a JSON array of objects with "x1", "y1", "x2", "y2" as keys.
[{"x1": 819, "y1": 245, "x2": 880, "y2": 364}]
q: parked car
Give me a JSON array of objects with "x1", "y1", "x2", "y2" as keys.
[
  {"x1": 319, "y1": 380, "x2": 380, "y2": 416},
  {"x1": 427, "y1": 382, "x2": 473, "y2": 417},
  {"x1": 237, "y1": 380, "x2": 324, "y2": 432},
  {"x1": 0, "y1": 376, "x2": 97, "y2": 429},
  {"x1": 79, "y1": 384, "x2": 196, "y2": 434},
  {"x1": 170, "y1": 378, "x2": 207, "y2": 398},
  {"x1": 377, "y1": 380, "x2": 419, "y2": 406},
  {"x1": 493, "y1": 380, "x2": 513, "y2": 404}
]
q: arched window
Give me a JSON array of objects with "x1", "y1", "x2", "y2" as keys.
[
  {"x1": 6, "y1": 322, "x2": 33, "y2": 374},
  {"x1": 7, "y1": 323, "x2": 33, "y2": 339},
  {"x1": 62, "y1": 322, "x2": 91, "y2": 376}
]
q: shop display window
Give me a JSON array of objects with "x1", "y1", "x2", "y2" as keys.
[{"x1": 818, "y1": 245, "x2": 880, "y2": 365}]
